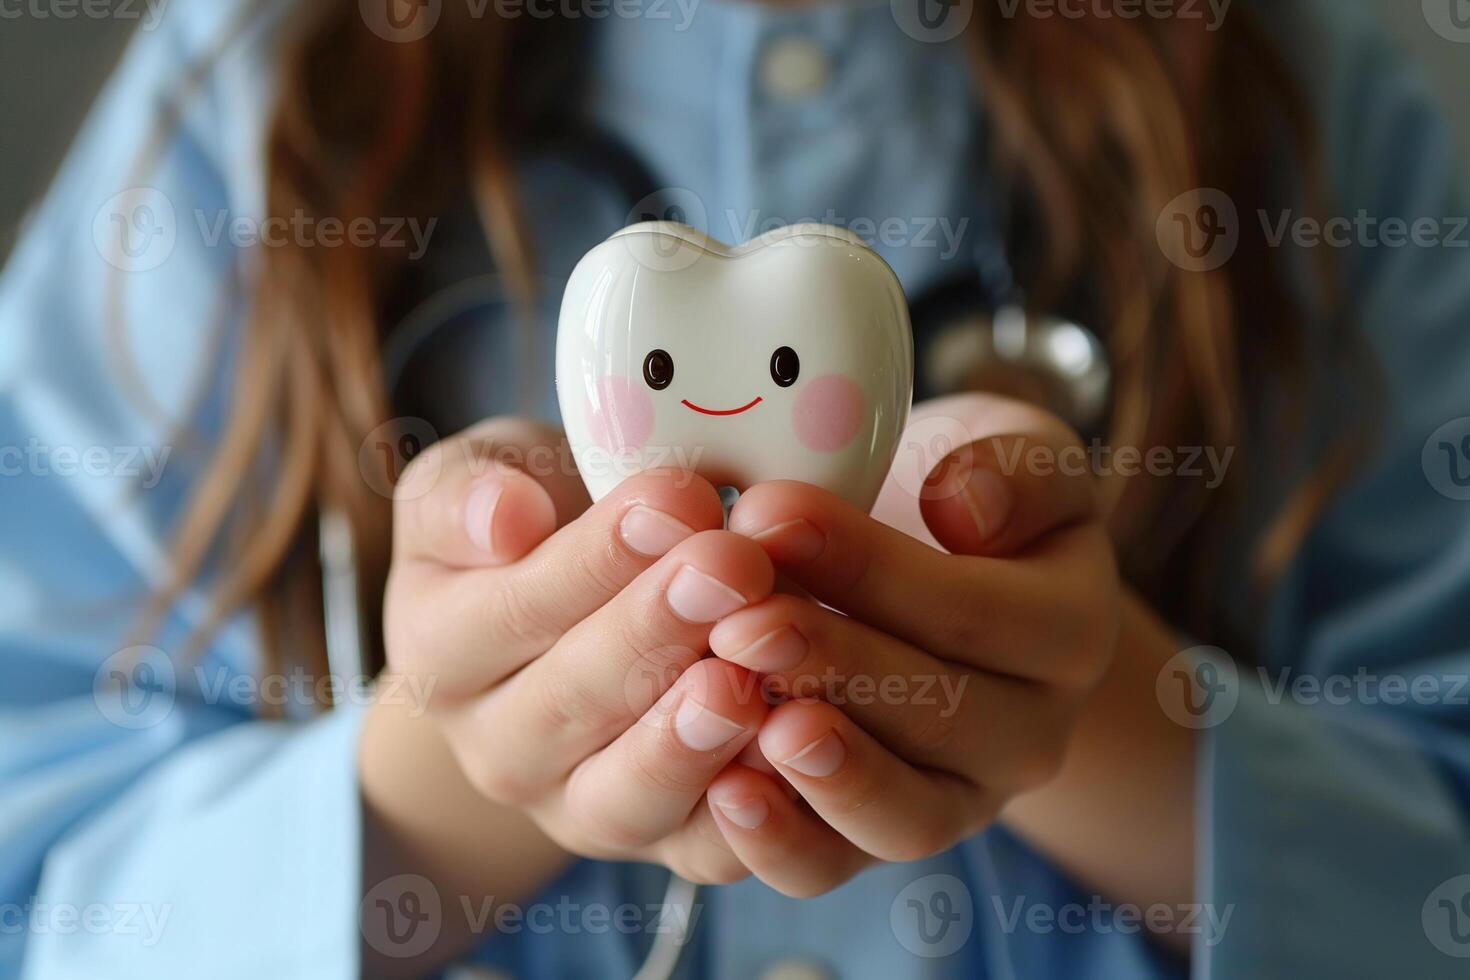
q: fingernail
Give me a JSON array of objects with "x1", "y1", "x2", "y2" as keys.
[
  {"x1": 667, "y1": 566, "x2": 748, "y2": 623},
  {"x1": 961, "y1": 468, "x2": 1014, "y2": 543},
  {"x1": 714, "y1": 798, "x2": 770, "y2": 830},
  {"x1": 674, "y1": 697, "x2": 746, "y2": 751},
  {"x1": 781, "y1": 731, "x2": 845, "y2": 778},
  {"x1": 751, "y1": 519, "x2": 827, "y2": 564},
  {"x1": 463, "y1": 478, "x2": 504, "y2": 553},
  {"x1": 726, "y1": 626, "x2": 808, "y2": 673},
  {"x1": 620, "y1": 506, "x2": 696, "y2": 558}
]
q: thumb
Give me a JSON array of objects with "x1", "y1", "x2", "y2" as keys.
[{"x1": 919, "y1": 428, "x2": 1098, "y2": 559}]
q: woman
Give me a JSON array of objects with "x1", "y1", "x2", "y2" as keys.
[{"x1": 3, "y1": 0, "x2": 1469, "y2": 976}]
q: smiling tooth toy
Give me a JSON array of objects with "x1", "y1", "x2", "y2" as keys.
[{"x1": 556, "y1": 222, "x2": 914, "y2": 512}]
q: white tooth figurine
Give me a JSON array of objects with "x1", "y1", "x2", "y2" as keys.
[{"x1": 556, "y1": 222, "x2": 914, "y2": 512}]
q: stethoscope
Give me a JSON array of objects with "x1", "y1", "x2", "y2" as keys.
[{"x1": 324, "y1": 122, "x2": 1109, "y2": 980}]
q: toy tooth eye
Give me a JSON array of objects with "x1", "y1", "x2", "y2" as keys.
[
  {"x1": 643, "y1": 349, "x2": 675, "y2": 390},
  {"x1": 769, "y1": 346, "x2": 800, "y2": 388}
]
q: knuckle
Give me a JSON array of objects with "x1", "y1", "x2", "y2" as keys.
[
  {"x1": 567, "y1": 796, "x2": 655, "y2": 853},
  {"x1": 464, "y1": 758, "x2": 532, "y2": 806},
  {"x1": 485, "y1": 573, "x2": 561, "y2": 650},
  {"x1": 906, "y1": 710, "x2": 961, "y2": 756},
  {"x1": 931, "y1": 601, "x2": 988, "y2": 658},
  {"x1": 531, "y1": 666, "x2": 607, "y2": 744},
  {"x1": 453, "y1": 742, "x2": 536, "y2": 806},
  {"x1": 627, "y1": 731, "x2": 709, "y2": 797}
]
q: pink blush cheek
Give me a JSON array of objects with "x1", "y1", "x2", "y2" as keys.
[
  {"x1": 587, "y1": 376, "x2": 655, "y2": 453},
  {"x1": 791, "y1": 374, "x2": 865, "y2": 453}
]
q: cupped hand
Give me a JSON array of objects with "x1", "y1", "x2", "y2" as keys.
[
  {"x1": 702, "y1": 394, "x2": 1121, "y2": 896},
  {"x1": 383, "y1": 417, "x2": 773, "y2": 885}
]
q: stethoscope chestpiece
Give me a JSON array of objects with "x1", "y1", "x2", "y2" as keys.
[{"x1": 923, "y1": 303, "x2": 1111, "y2": 437}]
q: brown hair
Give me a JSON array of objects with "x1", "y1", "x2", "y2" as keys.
[{"x1": 136, "y1": 0, "x2": 1355, "y2": 695}]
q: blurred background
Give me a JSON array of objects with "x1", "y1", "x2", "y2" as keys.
[{"x1": 0, "y1": 0, "x2": 1467, "y2": 263}]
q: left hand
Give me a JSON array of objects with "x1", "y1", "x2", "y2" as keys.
[{"x1": 701, "y1": 394, "x2": 1121, "y2": 895}]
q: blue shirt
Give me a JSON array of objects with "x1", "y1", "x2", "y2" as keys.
[{"x1": 3, "y1": 1, "x2": 1470, "y2": 977}]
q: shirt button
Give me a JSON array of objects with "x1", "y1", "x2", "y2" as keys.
[
  {"x1": 759, "y1": 36, "x2": 831, "y2": 102},
  {"x1": 758, "y1": 958, "x2": 834, "y2": 980}
]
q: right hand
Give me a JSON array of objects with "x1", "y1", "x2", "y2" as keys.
[{"x1": 382, "y1": 417, "x2": 774, "y2": 884}]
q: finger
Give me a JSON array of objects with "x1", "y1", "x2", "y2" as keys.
[
  {"x1": 394, "y1": 418, "x2": 570, "y2": 567},
  {"x1": 709, "y1": 595, "x2": 1032, "y2": 778},
  {"x1": 712, "y1": 596, "x2": 1076, "y2": 792},
  {"x1": 757, "y1": 699, "x2": 993, "y2": 864},
  {"x1": 647, "y1": 802, "x2": 752, "y2": 887},
  {"x1": 560, "y1": 660, "x2": 770, "y2": 850},
  {"x1": 396, "y1": 469, "x2": 727, "y2": 692},
  {"x1": 877, "y1": 395, "x2": 1099, "y2": 558},
  {"x1": 706, "y1": 765, "x2": 873, "y2": 897},
  {"x1": 465, "y1": 530, "x2": 774, "y2": 797},
  {"x1": 728, "y1": 481, "x2": 1114, "y2": 684}
]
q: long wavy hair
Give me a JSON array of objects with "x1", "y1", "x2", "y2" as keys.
[{"x1": 134, "y1": 0, "x2": 1358, "y2": 701}]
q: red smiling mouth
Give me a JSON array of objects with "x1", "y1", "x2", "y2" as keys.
[{"x1": 680, "y1": 396, "x2": 764, "y2": 416}]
